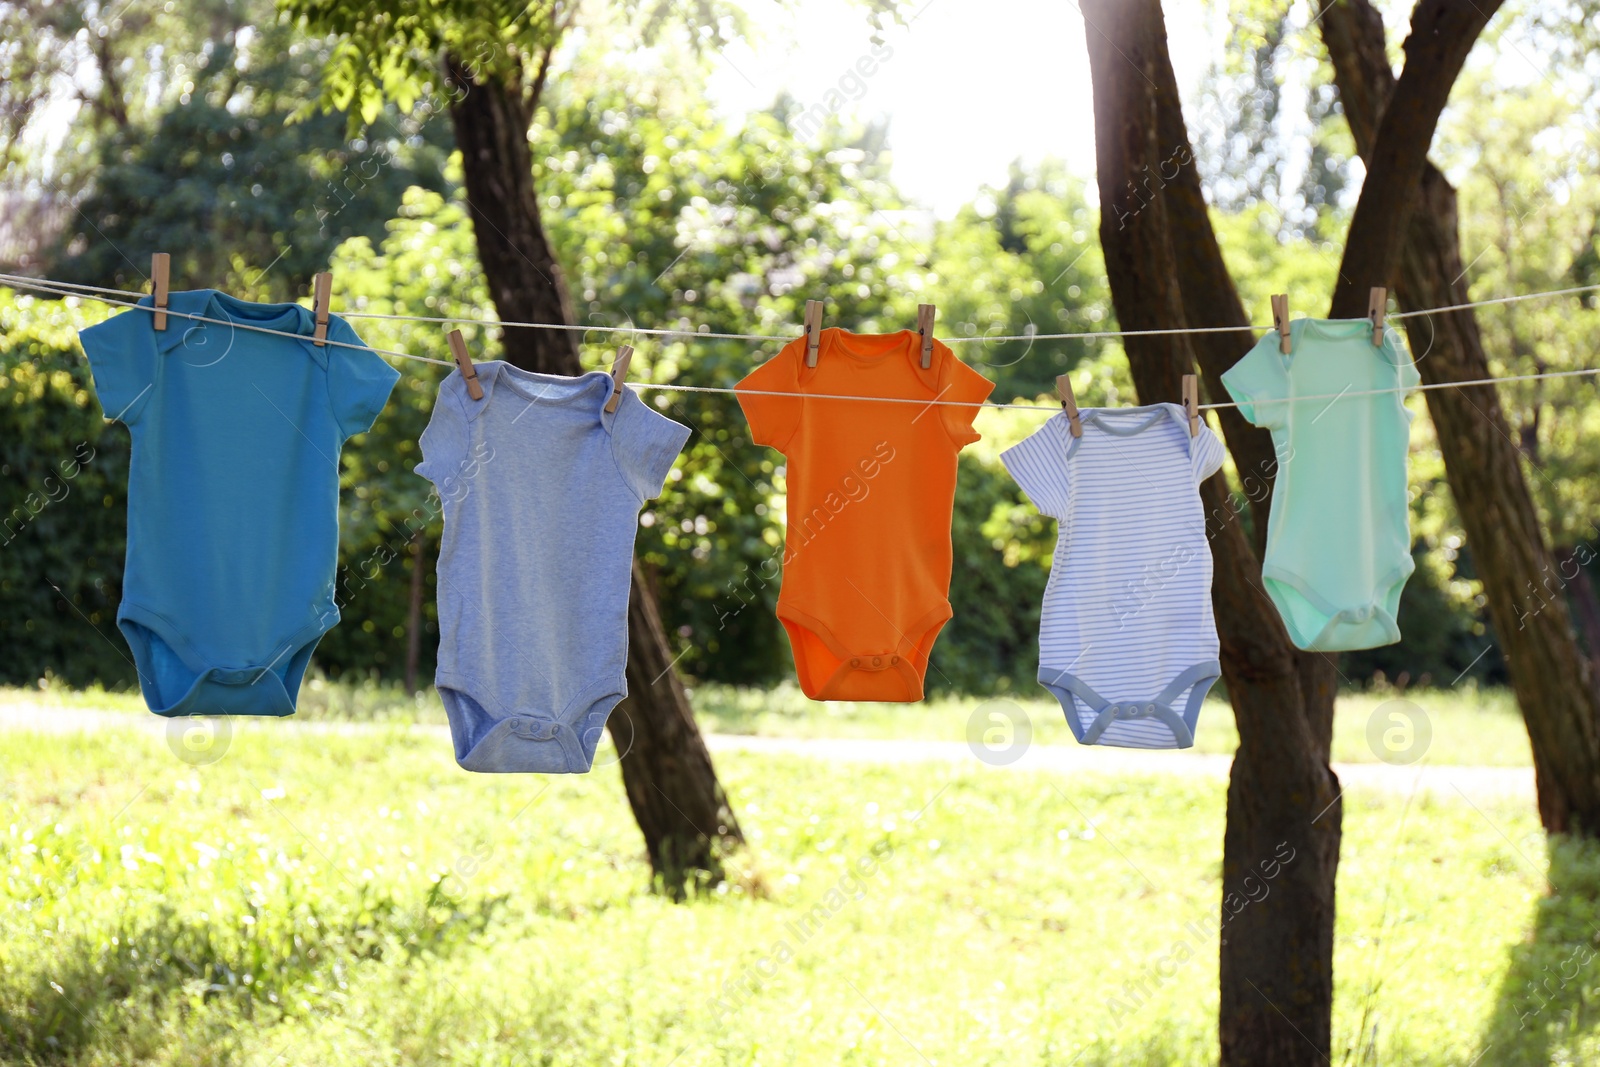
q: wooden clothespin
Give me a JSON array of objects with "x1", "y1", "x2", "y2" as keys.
[
  {"x1": 803, "y1": 300, "x2": 823, "y2": 368},
  {"x1": 1055, "y1": 374, "x2": 1082, "y2": 438},
  {"x1": 1271, "y1": 293, "x2": 1291, "y2": 354},
  {"x1": 1182, "y1": 374, "x2": 1199, "y2": 437},
  {"x1": 311, "y1": 272, "x2": 333, "y2": 346},
  {"x1": 447, "y1": 329, "x2": 484, "y2": 400},
  {"x1": 1368, "y1": 286, "x2": 1387, "y2": 346},
  {"x1": 605, "y1": 345, "x2": 634, "y2": 414},
  {"x1": 150, "y1": 253, "x2": 170, "y2": 331},
  {"x1": 916, "y1": 303, "x2": 936, "y2": 369}
]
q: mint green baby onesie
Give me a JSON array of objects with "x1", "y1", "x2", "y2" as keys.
[{"x1": 1221, "y1": 318, "x2": 1419, "y2": 651}]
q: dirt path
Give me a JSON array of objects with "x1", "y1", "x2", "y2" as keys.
[{"x1": 0, "y1": 699, "x2": 1533, "y2": 801}]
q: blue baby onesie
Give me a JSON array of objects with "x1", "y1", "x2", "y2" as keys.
[
  {"x1": 415, "y1": 362, "x2": 691, "y2": 773},
  {"x1": 78, "y1": 290, "x2": 399, "y2": 716},
  {"x1": 1221, "y1": 318, "x2": 1419, "y2": 651}
]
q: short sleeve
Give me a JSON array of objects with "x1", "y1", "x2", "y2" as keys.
[
  {"x1": 735, "y1": 340, "x2": 805, "y2": 452},
  {"x1": 938, "y1": 346, "x2": 996, "y2": 446},
  {"x1": 326, "y1": 316, "x2": 400, "y2": 439},
  {"x1": 1220, "y1": 337, "x2": 1290, "y2": 430},
  {"x1": 1191, "y1": 423, "x2": 1226, "y2": 485},
  {"x1": 611, "y1": 389, "x2": 691, "y2": 503},
  {"x1": 1000, "y1": 415, "x2": 1071, "y2": 520},
  {"x1": 78, "y1": 306, "x2": 159, "y2": 425},
  {"x1": 415, "y1": 383, "x2": 468, "y2": 490}
]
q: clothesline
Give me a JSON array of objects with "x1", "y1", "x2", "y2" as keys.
[
  {"x1": 1, "y1": 271, "x2": 1274, "y2": 342},
  {"x1": 4, "y1": 270, "x2": 1600, "y2": 414},
  {"x1": 10, "y1": 271, "x2": 1600, "y2": 342}
]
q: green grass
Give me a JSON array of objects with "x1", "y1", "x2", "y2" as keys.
[
  {"x1": 0, "y1": 697, "x2": 1585, "y2": 1066},
  {"x1": 5, "y1": 678, "x2": 1533, "y2": 767}
]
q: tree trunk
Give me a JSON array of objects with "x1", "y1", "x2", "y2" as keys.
[
  {"x1": 442, "y1": 56, "x2": 581, "y2": 372},
  {"x1": 1320, "y1": 0, "x2": 1600, "y2": 835},
  {"x1": 1555, "y1": 545, "x2": 1600, "y2": 686},
  {"x1": 1325, "y1": 0, "x2": 1503, "y2": 317},
  {"x1": 443, "y1": 57, "x2": 744, "y2": 890},
  {"x1": 405, "y1": 528, "x2": 425, "y2": 693},
  {"x1": 611, "y1": 560, "x2": 744, "y2": 897},
  {"x1": 1082, "y1": 5, "x2": 1341, "y2": 1062}
]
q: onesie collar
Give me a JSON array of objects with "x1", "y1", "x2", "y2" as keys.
[
  {"x1": 806, "y1": 327, "x2": 945, "y2": 392},
  {"x1": 456, "y1": 360, "x2": 613, "y2": 421},
  {"x1": 1078, "y1": 403, "x2": 1185, "y2": 436},
  {"x1": 1065, "y1": 403, "x2": 1193, "y2": 459},
  {"x1": 150, "y1": 290, "x2": 328, "y2": 367}
]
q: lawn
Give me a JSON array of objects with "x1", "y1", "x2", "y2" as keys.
[
  {"x1": 2, "y1": 677, "x2": 1533, "y2": 767},
  {"x1": 1, "y1": 685, "x2": 1592, "y2": 1065}
]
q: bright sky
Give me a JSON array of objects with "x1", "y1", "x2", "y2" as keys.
[{"x1": 705, "y1": 0, "x2": 1219, "y2": 217}]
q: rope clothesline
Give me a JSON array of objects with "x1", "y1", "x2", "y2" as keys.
[
  {"x1": 1, "y1": 271, "x2": 1277, "y2": 343},
  {"x1": 10, "y1": 270, "x2": 1600, "y2": 342},
  {"x1": 3, "y1": 270, "x2": 1599, "y2": 414}
]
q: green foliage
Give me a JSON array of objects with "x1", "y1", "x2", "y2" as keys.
[
  {"x1": 928, "y1": 160, "x2": 1110, "y2": 402},
  {"x1": 1192, "y1": 3, "x2": 1353, "y2": 238},
  {"x1": 0, "y1": 292, "x2": 134, "y2": 688},
  {"x1": 41, "y1": 20, "x2": 451, "y2": 303},
  {"x1": 1, "y1": 0, "x2": 243, "y2": 184},
  {"x1": 930, "y1": 453, "x2": 1049, "y2": 694},
  {"x1": 1436, "y1": 62, "x2": 1600, "y2": 555},
  {"x1": 5, "y1": 0, "x2": 1549, "y2": 695},
  {"x1": 281, "y1": 0, "x2": 760, "y2": 135}
]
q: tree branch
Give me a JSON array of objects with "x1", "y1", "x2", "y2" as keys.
[{"x1": 1328, "y1": 0, "x2": 1502, "y2": 317}]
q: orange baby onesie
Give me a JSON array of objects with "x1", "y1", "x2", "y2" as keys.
[{"x1": 736, "y1": 327, "x2": 994, "y2": 701}]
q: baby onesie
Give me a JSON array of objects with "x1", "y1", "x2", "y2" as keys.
[
  {"x1": 415, "y1": 361, "x2": 690, "y2": 773},
  {"x1": 736, "y1": 328, "x2": 993, "y2": 702},
  {"x1": 1002, "y1": 405, "x2": 1225, "y2": 749},
  {"x1": 78, "y1": 289, "x2": 399, "y2": 717},
  {"x1": 1222, "y1": 318, "x2": 1419, "y2": 651}
]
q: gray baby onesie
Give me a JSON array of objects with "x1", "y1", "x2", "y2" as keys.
[{"x1": 415, "y1": 361, "x2": 690, "y2": 773}]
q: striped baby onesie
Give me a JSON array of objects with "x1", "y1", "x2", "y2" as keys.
[{"x1": 1001, "y1": 404, "x2": 1225, "y2": 749}]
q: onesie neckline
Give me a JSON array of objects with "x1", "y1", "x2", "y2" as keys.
[
  {"x1": 1064, "y1": 404, "x2": 1192, "y2": 461},
  {"x1": 469, "y1": 361, "x2": 613, "y2": 417},
  {"x1": 1284, "y1": 317, "x2": 1408, "y2": 370},
  {"x1": 1079, "y1": 404, "x2": 1179, "y2": 436},
  {"x1": 810, "y1": 327, "x2": 942, "y2": 392},
  {"x1": 153, "y1": 289, "x2": 326, "y2": 365},
  {"x1": 821, "y1": 327, "x2": 917, "y2": 366}
]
